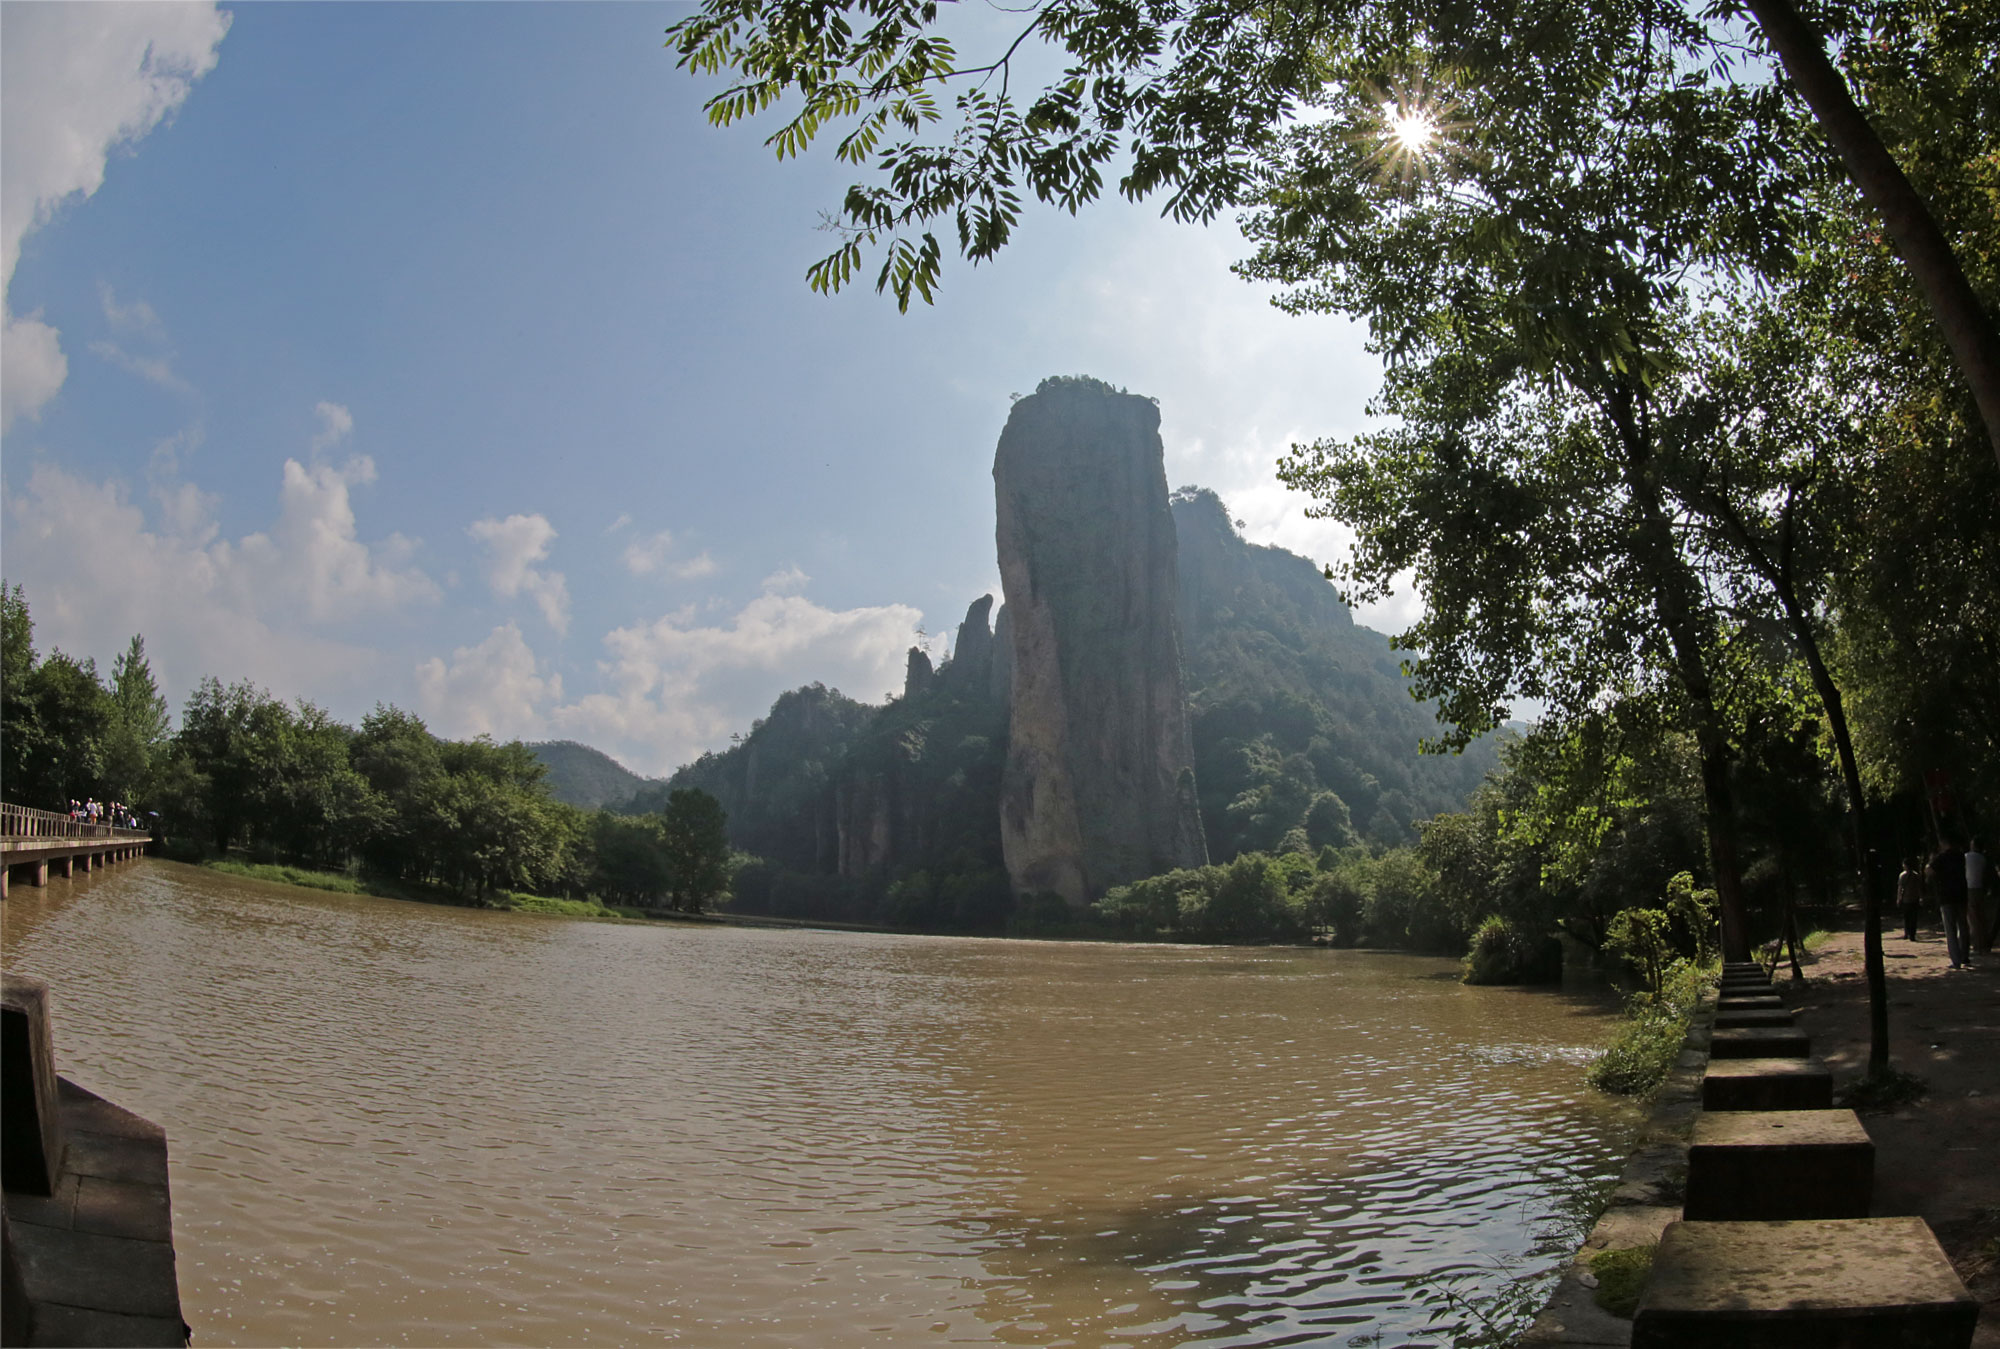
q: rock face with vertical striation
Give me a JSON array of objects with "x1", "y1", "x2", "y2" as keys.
[
  {"x1": 993, "y1": 376, "x2": 1208, "y2": 905},
  {"x1": 941, "y1": 594, "x2": 997, "y2": 700}
]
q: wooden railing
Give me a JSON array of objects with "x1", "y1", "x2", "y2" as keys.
[{"x1": 1, "y1": 802, "x2": 151, "y2": 841}]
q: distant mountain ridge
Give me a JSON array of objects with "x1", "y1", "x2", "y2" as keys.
[{"x1": 526, "y1": 740, "x2": 655, "y2": 810}]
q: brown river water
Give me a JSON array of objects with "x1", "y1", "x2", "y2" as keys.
[{"x1": 3, "y1": 860, "x2": 1641, "y2": 1347}]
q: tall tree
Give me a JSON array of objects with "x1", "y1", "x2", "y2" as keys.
[
  {"x1": 102, "y1": 635, "x2": 170, "y2": 803},
  {"x1": 2, "y1": 583, "x2": 41, "y2": 801},
  {"x1": 660, "y1": 788, "x2": 732, "y2": 913},
  {"x1": 1726, "y1": 0, "x2": 2000, "y2": 470}
]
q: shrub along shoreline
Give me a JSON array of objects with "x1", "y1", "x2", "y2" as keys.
[{"x1": 192, "y1": 856, "x2": 708, "y2": 923}]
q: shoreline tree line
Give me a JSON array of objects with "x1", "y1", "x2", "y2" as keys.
[{"x1": 0, "y1": 584, "x2": 730, "y2": 915}]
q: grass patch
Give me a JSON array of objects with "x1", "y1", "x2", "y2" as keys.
[
  {"x1": 1588, "y1": 960, "x2": 1710, "y2": 1096},
  {"x1": 1838, "y1": 1067, "x2": 1929, "y2": 1114},
  {"x1": 1589, "y1": 1244, "x2": 1655, "y2": 1318},
  {"x1": 1801, "y1": 928, "x2": 1834, "y2": 951},
  {"x1": 200, "y1": 859, "x2": 637, "y2": 922},
  {"x1": 202, "y1": 858, "x2": 373, "y2": 895},
  {"x1": 491, "y1": 890, "x2": 624, "y2": 920}
]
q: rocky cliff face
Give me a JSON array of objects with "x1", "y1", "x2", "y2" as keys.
[
  {"x1": 993, "y1": 376, "x2": 1208, "y2": 904},
  {"x1": 942, "y1": 594, "x2": 996, "y2": 700}
]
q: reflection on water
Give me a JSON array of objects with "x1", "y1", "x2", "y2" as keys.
[{"x1": 3, "y1": 861, "x2": 1639, "y2": 1346}]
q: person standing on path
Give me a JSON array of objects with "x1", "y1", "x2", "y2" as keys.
[
  {"x1": 1897, "y1": 857, "x2": 1926, "y2": 941},
  {"x1": 1930, "y1": 837, "x2": 1972, "y2": 969},
  {"x1": 1967, "y1": 839, "x2": 1990, "y2": 954}
]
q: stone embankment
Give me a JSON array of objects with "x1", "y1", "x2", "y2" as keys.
[
  {"x1": 2, "y1": 973, "x2": 187, "y2": 1348},
  {"x1": 1528, "y1": 959, "x2": 1982, "y2": 1347}
]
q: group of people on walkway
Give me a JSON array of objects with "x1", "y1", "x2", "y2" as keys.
[
  {"x1": 67, "y1": 798, "x2": 142, "y2": 831},
  {"x1": 1896, "y1": 837, "x2": 1991, "y2": 969}
]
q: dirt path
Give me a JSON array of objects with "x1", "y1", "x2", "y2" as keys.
[{"x1": 1779, "y1": 922, "x2": 2000, "y2": 1344}]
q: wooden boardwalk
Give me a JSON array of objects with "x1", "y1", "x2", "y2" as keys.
[{"x1": 1, "y1": 804, "x2": 153, "y2": 899}]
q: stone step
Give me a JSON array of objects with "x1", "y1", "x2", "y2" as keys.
[
  {"x1": 1719, "y1": 975, "x2": 1773, "y2": 991},
  {"x1": 1713, "y1": 1006, "x2": 1796, "y2": 1030},
  {"x1": 1633, "y1": 1217, "x2": 1978, "y2": 1347},
  {"x1": 1722, "y1": 962, "x2": 1765, "y2": 975},
  {"x1": 1701, "y1": 1057, "x2": 1834, "y2": 1111},
  {"x1": 1716, "y1": 991, "x2": 1782, "y2": 1008},
  {"x1": 1709, "y1": 1026, "x2": 1810, "y2": 1058},
  {"x1": 1684, "y1": 1109, "x2": 1872, "y2": 1221}
]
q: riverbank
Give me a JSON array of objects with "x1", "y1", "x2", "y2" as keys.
[
  {"x1": 1789, "y1": 924, "x2": 2000, "y2": 1344},
  {"x1": 193, "y1": 857, "x2": 722, "y2": 925},
  {"x1": 1531, "y1": 920, "x2": 2000, "y2": 1346}
]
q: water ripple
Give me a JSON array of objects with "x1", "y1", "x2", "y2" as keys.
[{"x1": 3, "y1": 862, "x2": 1640, "y2": 1346}]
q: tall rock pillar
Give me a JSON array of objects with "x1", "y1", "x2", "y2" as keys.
[{"x1": 993, "y1": 377, "x2": 1208, "y2": 906}]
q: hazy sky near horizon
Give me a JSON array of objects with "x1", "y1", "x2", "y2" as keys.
[{"x1": 2, "y1": 1, "x2": 1401, "y2": 777}]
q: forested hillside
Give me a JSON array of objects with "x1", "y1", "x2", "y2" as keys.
[
  {"x1": 1172, "y1": 486, "x2": 1503, "y2": 858},
  {"x1": 527, "y1": 740, "x2": 655, "y2": 810}
]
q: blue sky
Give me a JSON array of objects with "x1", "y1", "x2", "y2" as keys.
[{"x1": 2, "y1": 2, "x2": 1397, "y2": 776}]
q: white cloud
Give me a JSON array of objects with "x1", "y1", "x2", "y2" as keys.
[
  {"x1": 468, "y1": 512, "x2": 570, "y2": 634},
  {"x1": 760, "y1": 564, "x2": 809, "y2": 594},
  {"x1": 2, "y1": 461, "x2": 425, "y2": 716},
  {"x1": 234, "y1": 456, "x2": 439, "y2": 623},
  {"x1": 605, "y1": 512, "x2": 632, "y2": 534},
  {"x1": 622, "y1": 529, "x2": 674, "y2": 575},
  {"x1": 0, "y1": 312, "x2": 66, "y2": 429},
  {"x1": 309, "y1": 400, "x2": 353, "y2": 453},
  {"x1": 623, "y1": 529, "x2": 718, "y2": 581},
  {"x1": 1, "y1": 1, "x2": 229, "y2": 429},
  {"x1": 415, "y1": 623, "x2": 560, "y2": 741},
  {"x1": 308, "y1": 396, "x2": 356, "y2": 454},
  {"x1": 551, "y1": 591, "x2": 920, "y2": 775},
  {"x1": 98, "y1": 282, "x2": 164, "y2": 341},
  {"x1": 89, "y1": 339, "x2": 193, "y2": 396}
]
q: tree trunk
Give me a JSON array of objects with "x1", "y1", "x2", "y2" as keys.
[
  {"x1": 1764, "y1": 572, "x2": 1891, "y2": 1076},
  {"x1": 1742, "y1": 0, "x2": 2000, "y2": 472},
  {"x1": 1606, "y1": 385, "x2": 1754, "y2": 961},
  {"x1": 1706, "y1": 491, "x2": 1893, "y2": 1075}
]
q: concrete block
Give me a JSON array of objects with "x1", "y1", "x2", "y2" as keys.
[
  {"x1": 2, "y1": 1224, "x2": 180, "y2": 1319},
  {"x1": 1, "y1": 975, "x2": 66, "y2": 1195},
  {"x1": 3, "y1": 1213, "x2": 32, "y2": 1347},
  {"x1": 27, "y1": 1304, "x2": 188, "y2": 1348},
  {"x1": 56, "y1": 1079, "x2": 166, "y2": 1144},
  {"x1": 1709, "y1": 1026, "x2": 1809, "y2": 1059},
  {"x1": 63, "y1": 1130, "x2": 169, "y2": 1191},
  {"x1": 1713, "y1": 1006, "x2": 1796, "y2": 1029},
  {"x1": 1702, "y1": 1058, "x2": 1834, "y2": 1112},
  {"x1": 4, "y1": 1076, "x2": 183, "y2": 1345},
  {"x1": 73, "y1": 1178, "x2": 173, "y2": 1245},
  {"x1": 1684, "y1": 1109, "x2": 1872, "y2": 1221},
  {"x1": 1633, "y1": 1217, "x2": 1978, "y2": 1348}
]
